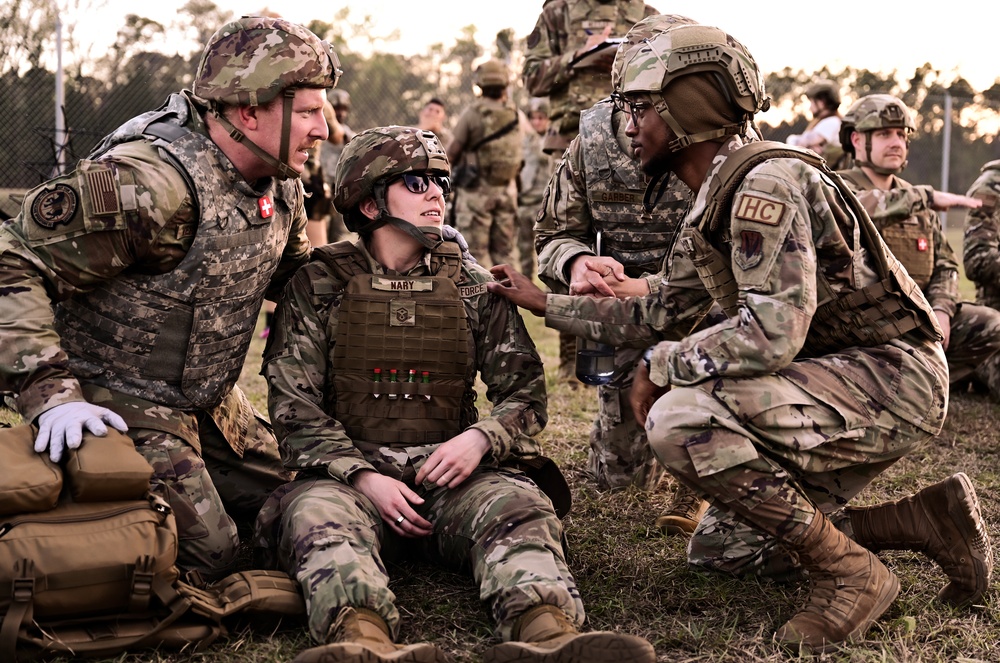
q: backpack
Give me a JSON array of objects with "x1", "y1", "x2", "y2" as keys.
[{"x1": 0, "y1": 423, "x2": 304, "y2": 660}]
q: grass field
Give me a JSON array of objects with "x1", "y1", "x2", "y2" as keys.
[{"x1": 6, "y1": 224, "x2": 999, "y2": 662}]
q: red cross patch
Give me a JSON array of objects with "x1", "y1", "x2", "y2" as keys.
[
  {"x1": 258, "y1": 195, "x2": 273, "y2": 218},
  {"x1": 916, "y1": 237, "x2": 929, "y2": 252}
]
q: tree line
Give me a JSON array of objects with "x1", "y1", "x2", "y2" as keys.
[{"x1": 2, "y1": 0, "x2": 998, "y2": 195}]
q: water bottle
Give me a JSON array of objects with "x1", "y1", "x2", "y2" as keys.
[{"x1": 574, "y1": 231, "x2": 615, "y2": 386}]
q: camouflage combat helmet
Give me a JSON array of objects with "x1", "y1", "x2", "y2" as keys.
[
  {"x1": 613, "y1": 20, "x2": 768, "y2": 152},
  {"x1": 840, "y1": 93, "x2": 915, "y2": 174},
  {"x1": 474, "y1": 59, "x2": 510, "y2": 88},
  {"x1": 527, "y1": 97, "x2": 550, "y2": 116},
  {"x1": 805, "y1": 79, "x2": 841, "y2": 108},
  {"x1": 193, "y1": 16, "x2": 342, "y2": 180},
  {"x1": 329, "y1": 89, "x2": 352, "y2": 109},
  {"x1": 334, "y1": 125, "x2": 450, "y2": 248}
]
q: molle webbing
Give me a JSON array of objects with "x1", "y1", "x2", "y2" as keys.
[
  {"x1": 316, "y1": 242, "x2": 472, "y2": 446},
  {"x1": 681, "y1": 229, "x2": 739, "y2": 317}
]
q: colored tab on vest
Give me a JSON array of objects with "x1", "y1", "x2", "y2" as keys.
[
  {"x1": 372, "y1": 276, "x2": 434, "y2": 292},
  {"x1": 916, "y1": 237, "x2": 929, "y2": 252},
  {"x1": 258, "y1": 195, "x2": 273, "y2": 218}
]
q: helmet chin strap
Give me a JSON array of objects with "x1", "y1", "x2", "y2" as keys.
[
  {"x1": 857, "y1": 131, "x2": 906, "y2": 175},
  {"x1": 369, "y1": 180, "x2": 442, "y2": 250},
  {"x1": 212, "y1": 89, "x2": 299, "y2": 181}
]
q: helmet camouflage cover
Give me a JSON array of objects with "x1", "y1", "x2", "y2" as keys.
[
  {"x1": 474, "y1": 59, "x2": 510, "y2": 88},
  {"x1": 193, "y1": 15, "x2": 341, "y2": 107},
  {"x1": 610, "y1": 13, "x2": 698, "y2": 90},
  {"x1": 333, "y1": 126, "x2": 450, "y2": 218},
  {"x1": 614, "y1": 22, "x2": 767, "y2": 116},
  {"x1": 842, "y1": 94, "x2": 916, "y2": 134}
]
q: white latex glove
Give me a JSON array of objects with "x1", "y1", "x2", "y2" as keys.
[{"x1": 34, "y1": 402, "x2": 129, "y2": 463}]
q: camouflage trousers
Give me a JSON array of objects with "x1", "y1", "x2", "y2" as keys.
[
  {"x1": 453, "y1": 181, "x2": 518, "y2": 267},
  {"x1": 515, "y1": 196, "x2": 542, "y2": 278},
  {"x1": 131, "y1": 417, "x2": 290, "y2": 580},
  {"x1": 646, "y1": 361, "x2": 940, "y2": 579},
  {"x1": 257, "y1": 469, "x2": 584, "y2": 644},
  {"x1": 588, "y1": 346, "x2": 665, "y2": 492},
  {"x1": 948, "y1": 302, "x2": 1000, "y2": 391}
]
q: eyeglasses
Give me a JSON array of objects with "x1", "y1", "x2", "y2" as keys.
[
  {"x1": 392, "y1": 172, "x2": 452, "y2": 196},
  {"x1": 611, "y1": 92, "x2": 653, "y2": 125}
]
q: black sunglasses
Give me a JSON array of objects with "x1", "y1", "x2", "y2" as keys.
[{"x1": 393, "y1": 172, "x2": 452, "y2": 196}]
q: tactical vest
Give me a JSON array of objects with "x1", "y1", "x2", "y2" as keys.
[
  {"x1": 55, "y1": 93, "x2": 300, "y2": 409},
  {"x1": 313, "y1": 241, "x2": 478, "y2": 447},
  {"x1": 685, "y1": 141, "x2": 941, "y2": 356},
  {"x1": 473, "y1": 101, "x2": 523, "y2": 185},
  {"x1": 579, "y1": 101, "x2": 686, "y2": 276},
  {"x1": 839, "y1": 169, "x2": 935, "y2": 289},
  {"x1": 549, "y1": 0, "x2": 648, "y2": 138}
]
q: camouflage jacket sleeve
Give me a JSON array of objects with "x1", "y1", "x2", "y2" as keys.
[
  {"x1": 853, "y1": 183, "x2": 960, "y2": 314},
  {"x1": 262, "y1": 260, "x2": 374, "y2": 481},
  {"x1": 522, "y1": 4, "x2": 577, "y2": 97},
  {"x1": 464, "y1": 263, "x2": 548, "y2": 461},
  {"x1": 546, "y1": 157, "x2": 846, "y2": 386},
  {"x1": 963, "y1": 168, "x2": 1000, "y2": 289},
  {"x1": 0, "y1": 143, "x2": 193, "y2": 422},
  {"x1": 534, "y1": 136, "x2": 597, "y2": 290}
]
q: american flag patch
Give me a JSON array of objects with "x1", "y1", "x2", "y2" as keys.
[{"x1": 85, "y1": 168, "x2": 121, "y2": 216}]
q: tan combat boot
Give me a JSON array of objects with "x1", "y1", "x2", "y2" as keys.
[
  {"x1": 773, "y1": 513, "x2": 899, "y2": 654},
  {"x1": 483, "y1": 604, "x2": 656, "y2": 663},
  {"x1": 292, "y1": 606, "x2": 454, "y2": 663},
  {"x1": 846, "y1": 472, "x2": 993, "y2": 608},
  {"x1": 655, "y1": 483, "x2": 709, "y2": 537}
]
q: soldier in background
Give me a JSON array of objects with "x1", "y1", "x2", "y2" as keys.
[
  {"x1": 447, "y1": 59, "x2": 527, "y2": 266},
  {"x1": 321, "y1": 88, "x2": 356, "y2": 243},
  {"x1": 963, "y1": 160, "x2": 1000, "y2": 395},
  {"x1": 0, "y1": 16, "x2": 340, "y2": 580},
  {"x1": 534, "y1": 17, "x2": 707, "y2": 533},
  {"x1": 255, "y1": 125, "x2": 656, "y2": 663},
  {"x1": 516, "y1": 96, "x2": 554, "y2": 279},
  {"x1": 418, "y1": 96, "x2": 454, "y2": 148},
  {"x1": 491, "y1": 17, "x2": 990, "y2": 651},
  {"x1": 523, "y1": 0, "x2": 657, "y2": 382},
  {"x1": 786, "y1": 78, "x2": 845, "y2": 168},
  {"x1": 837, "y1": 94, "x2": 1000, "y2": 397}
]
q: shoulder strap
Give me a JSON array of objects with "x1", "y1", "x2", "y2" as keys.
[
  {"x1": 310, "y1": 241, "x2": 368, "y2": 286},
  {"x1": 469, "y1": 117, "x2": 520, "y2": 153}
]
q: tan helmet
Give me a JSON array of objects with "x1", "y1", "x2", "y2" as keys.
[
  {"x1": 839, "y1": 93, "x2": 915, "y2": 174},
  {"x1": 474, "y1": 59, "x2": 510, "y2": 88},
  {"x1": 193, "y1": 15, "x2": 341, "y2": 107},
  {"x1": 613, "y1": 20, "x2": 769, "y2": 152},
  {"x1": 526, "y1": 96, "x2": 550, "y2": 116},
  {"x1": 192, "y1": 16, "x2": 342, "y2": 180},
  {"x1": 333, "y1": 126, "x2": 450, "y2": 246},
  {"x1": 328, "y1": 88, "x2": 352, "y2": 109}
]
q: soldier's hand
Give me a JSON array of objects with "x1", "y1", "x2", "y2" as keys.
[
  {"x1": 630, "y1": 358, "x2": 669, "y2": 427},
  {"x1": 935, "y1": 310, "x2": 952, "y2": 350},
  {"x1": 930, "y1": 190, "x2": 982, "y2": 211},
  {"x1": 352, "y1": 470, "x2": 433, "y2": 538},
  {"x1": 34, "y1": 401, "x2": 128, "y2": 463},
  {"x1": 488, "y1": 264, "x2": 548, "y2": 315},
  {"x1": 568, "y1": 255, "x2": 627, "y2": 297},
  {"x1": 416, "y1": 429, "x2": 490, "y2": 489}
]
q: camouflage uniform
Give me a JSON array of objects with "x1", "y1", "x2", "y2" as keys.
[
  {"x1": 319, "y1": 100, "x2": 356, "y2": 242},
  {"x1": 0, "y1": 91, "x2": 308, "y2": 577},
  {"x1": 523, "y1": 0, "x2": 656, "y2": 153},
  {"x1": 516, "y1": 117, "x2": 555, "y2": 277},
  {"x1": 449, "y1": 96, "x2": 526, "y2": 267},
  {"x1": 840, "y1": 167, "x2": 1000, "y2": 389},
  {"x1": 535, "y1": 99, "x2": 690, "y2": 490},
  {"x1": 963, "y1": 161, "x2": 1000, "y2": 394},
  {"x1": 544, "y1": 131, "x2": 948, "y2": 575},
  {"x1": 0, "y1": 16, "x2": 339, "y2": 579},
  {"x1": 254, "y1": 238, "x2": 583, "y2": 643}
]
